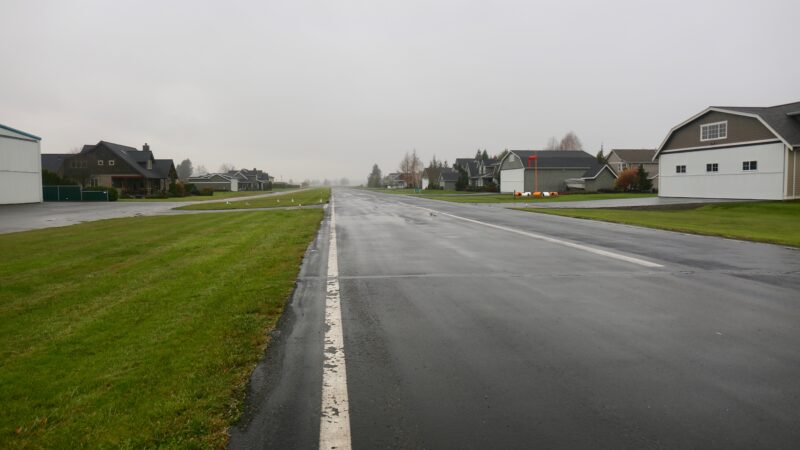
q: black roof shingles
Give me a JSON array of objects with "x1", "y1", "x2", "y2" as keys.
[{"x1": 716, "y1": 101, "x2": 800, "y2": 147}]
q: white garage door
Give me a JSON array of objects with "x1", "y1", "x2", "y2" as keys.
[{"x1": 500, "y1": 168, "x2": 524, "y2": 193}]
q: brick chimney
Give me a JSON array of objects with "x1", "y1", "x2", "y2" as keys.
[{"x1": 143, "y1": 143, "x2": 150, "y2": 152}]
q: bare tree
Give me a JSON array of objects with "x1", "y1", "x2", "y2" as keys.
[
  {"x1": 398, "y1": 150, "x2": 423, "y2": 188},
  {"x1": 544, "y1": 136, "x2": 560, "y2": 150},
  {"x1": 194, "y1": 165, "x2": 208, "y2": 176},
  {"x1": 69, "y1": 146, "x2": 82, "y2": 154},
  {"x1": 558, "y1": 131, "x2": 583, "y2": 150},
  {"x1": 176, "y1": 159, "x2": 193, "y2": 181},
  {"x1": 219, "y1": 163, "x2": 236, "y2": 173}
]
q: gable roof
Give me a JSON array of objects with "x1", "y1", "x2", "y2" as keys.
[
  {"x1": 0, "y1": 123, "x2": 41, "y2": 141},
  {"x1": 439, "y1": 167, "x2": 459, "y2": 182},
  {"x1": 581, "y1": 163, "x2": 617, "y2": 179},
  {"x1": 609, "y1": 149, "x2": 656, "y2": 163},
  {"x1": 454, "y1": 158, "x2": 478, "y2": 176},
  {"x1": 655, "y1": 101, "x2": 800, "y2": 157},
  {"x1": 502, "y1": 150, "x2": 598, "y2": 170},
  {"x1": 41, "y1": 154, "x2": 70, "y2": 172},
  {"x1": 79, "y1": 141, "x2": 173, "y2": 180}
]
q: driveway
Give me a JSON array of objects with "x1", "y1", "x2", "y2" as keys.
[{"x1": 0, "y1": 189, "x2": 306, "y2": 234}]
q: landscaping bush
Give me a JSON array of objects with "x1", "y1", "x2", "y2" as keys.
[
  {"x1": 199, "y1": 188, "x2": 214, "y2": 196},
  {"x1": 169, "y1": 181, "x2": 188, "y2": 197}
]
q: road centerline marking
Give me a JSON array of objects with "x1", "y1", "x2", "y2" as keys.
[
  {"x1": 320, "y1": 195, "x2": 352, "y2": 450},
  {"x1": 409, "y1": 203, "x2": 664, "y2": 268}
]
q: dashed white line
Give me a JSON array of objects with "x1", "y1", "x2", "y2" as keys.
[
  {"x1": 411, "y1": 204, "x2": 664, "y2": 269},
  {"x1": 319, "y1": 195, "x2": 352, "y2": 450}
]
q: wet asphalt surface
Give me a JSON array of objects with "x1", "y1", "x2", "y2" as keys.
[{"x1": 230, "y1": 188, "x2": 800, "y2": 449}]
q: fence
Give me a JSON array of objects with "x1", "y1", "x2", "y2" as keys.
[{"x1": 43, "y1": 186, "x2": 108, "y2": 202}]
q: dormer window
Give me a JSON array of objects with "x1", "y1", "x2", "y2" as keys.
[{"x1": 701, "y1": 121, "x2": 727, "y2": 141}]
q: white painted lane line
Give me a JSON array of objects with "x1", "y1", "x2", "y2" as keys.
[
  {"x1": 411, "y1": 204, "x2": 664, "y2": 269},
  {"x1": 320, "y1": 196, "x2": 352, "y2": 450}
]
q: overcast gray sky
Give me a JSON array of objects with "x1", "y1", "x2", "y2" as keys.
[{"x1": 1, "y1": 0, "x2": 798, "y2": 184}]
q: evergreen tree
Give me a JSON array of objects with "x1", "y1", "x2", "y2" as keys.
[
  {"x1": 481, "y1": 150, "x2": 489, "y2": 161},
  {"x1": 636, "y1": 165, "x2": 652, "y2": 192},
  {"x1": 367, "y1": 164, "x2": 382, "y2": 187},
  {"x1": 455, "y1": 165, "x2": 469, "y2": 191}
]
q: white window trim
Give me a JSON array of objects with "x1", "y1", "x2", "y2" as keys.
[
  {"x1": 109, "y1": 160, "x2": 115, "y2": 166},
  {"x1": 700, "y1": 121, "x2": 728, "y2": 142},
  {"x1": 706, "y1": 163, "x2": 719, "y2": 173},
  {"x1": 676, "y1": 165, "x2": 686, "y2": 174},
  {"x1": 98, "y1": 160, "x2": 104, "y2": 166}
]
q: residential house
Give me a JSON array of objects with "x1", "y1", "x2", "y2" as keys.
[
  {"x1": 655, "y1": 101, "x2": 800, "y2": 199},
  {"x1": 607, "y1": 149, "x2": 659, "y2": 190},
  {"x1": 454, "y1": 158, "x2": 479, "y2": 187},
  {"x1": 564, "y1": 164, "x2": 618, "y2": 192},
  {"x1": 384, "y1": 173, "x2": 407, "y2": 189},
  {"x1": 226, "y1": 168, "x2": 272, "y2": 191},
  {"x1": 0, "y1": 123, "x2": 42, "y2": 204},
  {"x1": 49, "y1": 141, "x2": 176, "y2": 196},
  {"x1": 188, "y1": 173, "x2": 238, "y2": 191},
  {"x1": 497, "y1": 150, "x2": 616, "y2": 193},
  {"x1": 476, "y1": 158, "x2": 500, "y2": 187},
  {"x1": 439, "y1": 167, "x2": 459, "y2": 190}
]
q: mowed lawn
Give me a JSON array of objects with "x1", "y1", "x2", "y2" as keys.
[
  {"x1": 176, "y1": 188, "x2": 330, "y2": 211},
  {"x1": 119, "y1": 190, "x2": 283, "y2": 202},
  {"x1": 0, "y1": 209, "x2": 323, "y2": 448},
  {"x1": 421, "y1": 192, "x2": 656, "y2": 203},
  {"x1": 522, "y1": 201, "x2": 800, "y2": 247}
]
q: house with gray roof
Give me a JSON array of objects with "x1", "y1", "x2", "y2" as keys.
[
  {"x1": 438, "y1": 167, "x2": 459, "y2": 190},
  {"x1": 188, "y1": 173, "x2": 238, "y2": 192},
  {"x1": 498, "y1": 150, "x2": 616, "y2": 193},
  {"x1": 52, "y1": 141, "x2": 176, "y2": 195},
  {"x1": 655, "y1": 101, "x2": 800, "y2": 199},
  {"x1": 607, "y1": 149, "x2": 659, "y2": 190}
]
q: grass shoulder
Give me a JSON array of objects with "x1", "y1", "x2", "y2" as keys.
[
  {"x1": 119, "y1": 189, "x2": 294, "y2": 203},
  {"x1": 176, "y1": 188, "x2": 330, "y2": 210},
  {"x1": 420, "y1": 192, "x2": 656, "y2": 203},
  {"x1": 517, "y1": 200, "x2": 800, "y2": 247},
  {"x1": 0, "y1": 209, "x2": 324, "y2": 448}
]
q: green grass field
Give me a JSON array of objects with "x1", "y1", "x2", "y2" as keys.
[
  {"x1": 520, "y1": 201, "x2": 800, "y2": 247},
  {"x1": 0, "y1": 210, "x2": 323, "y2": 448},
  {"x1": 119, "y1": 189, "x2": 296, "y2": 202},
  {"x1": 421, "y1": 192, "x2": 656, "y2": 203},
  {"x1": 176, "y1": 188, "x2": 330, "y2": 211}
]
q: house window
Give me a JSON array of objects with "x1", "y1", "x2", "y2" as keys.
[
  {"x1": 676, "y1": 165, "x2": 686, "y2": 173},
  {"x1": 743, "y1": 160, "x2": 758, "y2": 171},
  {"x1": 706, "y1": 163, "x2": 718, "y2": 172},
  {"x1": 700, "y1": 121, "x2": 728, "y2": 141},
  {"x1": 109, "y1": 160, "x2": 115, "y2": 166},
  {"x1": 98, "y1": 160, "x2": 104, "y2": 166}
]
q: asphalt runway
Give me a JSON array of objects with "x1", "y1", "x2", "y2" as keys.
[{"x1": 231, "y1": 188, "x2": 800, "y2": 449}]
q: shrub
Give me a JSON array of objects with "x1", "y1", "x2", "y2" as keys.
[
  {"x1": 199, "y1": 188, "x2": 214, "y2": 196},
  {"x1": 169, "y1": 181, "x2": 188, "y2": 197},
  {"x1": 615, "y1": 168, "x2": 638, "y2": 191}
]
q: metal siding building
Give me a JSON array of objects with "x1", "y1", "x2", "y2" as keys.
[
  {"x1": 0, "y1": 124, "x2": 42, "y2": 204},
  {"x1": 655, "y1": 102, "x2": 800, "y2": 200}
]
